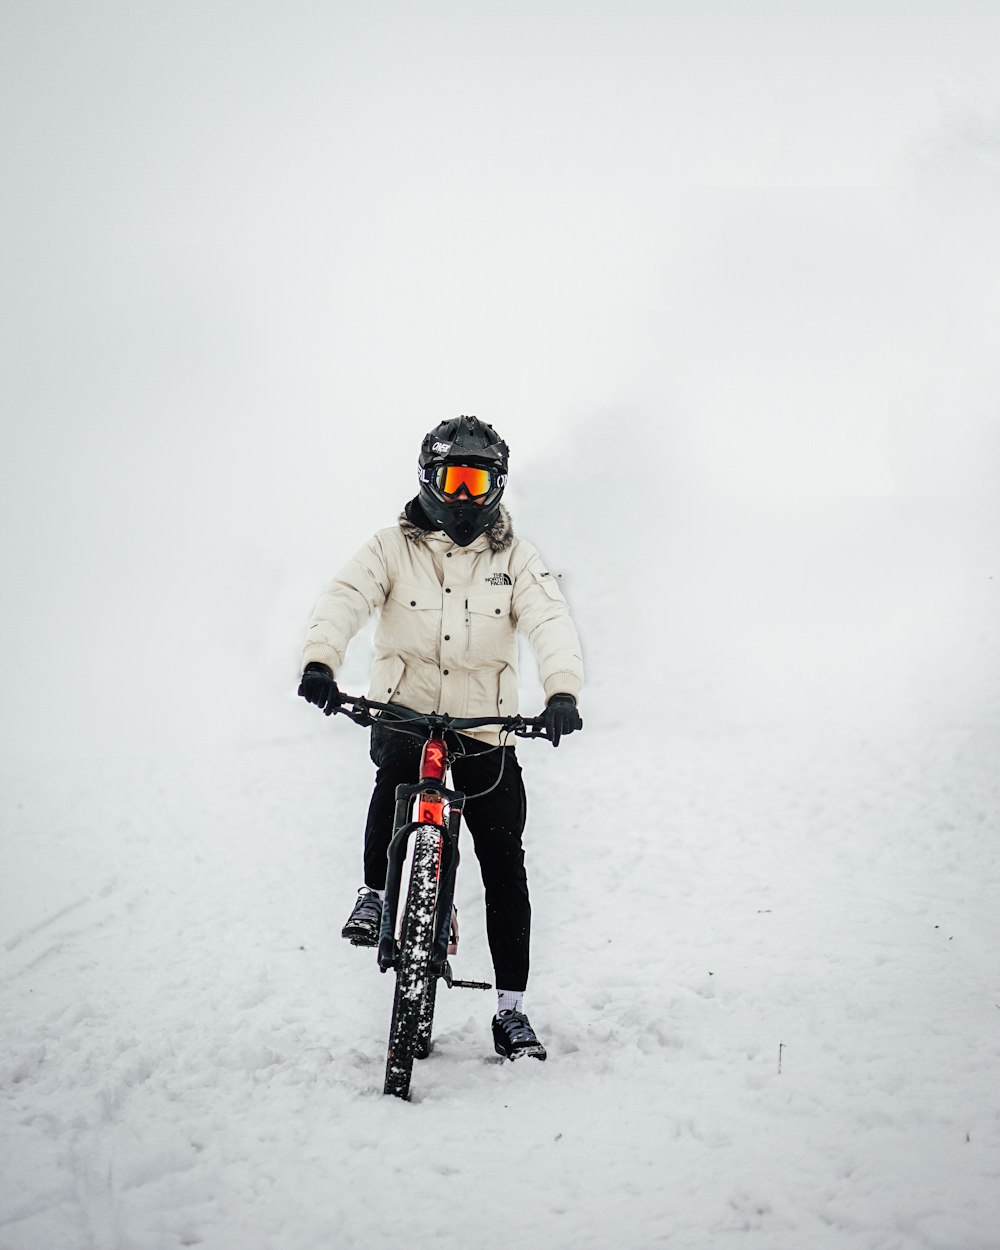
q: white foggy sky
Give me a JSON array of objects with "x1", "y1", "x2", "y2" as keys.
[{"x1": 1, "y1": 1, "x2": 998, "y2": 756}]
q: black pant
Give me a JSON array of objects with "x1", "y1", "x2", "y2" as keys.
[{"x1": 363, "y1": 723, "x2": 531, "y2": 992}]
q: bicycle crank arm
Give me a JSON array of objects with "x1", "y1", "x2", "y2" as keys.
[{"x1": 440, "y1": 961, "x2": 493, "y2": 991}]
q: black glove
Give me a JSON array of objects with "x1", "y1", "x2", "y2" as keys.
[
  {"x1": 542, "y1": 693, "x2": 583, "y2": 746},
  {"x1": 298, "y1": 662, "x2": 343, "y2": 715}
]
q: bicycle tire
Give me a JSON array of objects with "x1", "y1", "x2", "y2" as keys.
[
  {"x1": 384, "y1": 825, "x2": 442, "y2": 1098},
  {"x1": 414, "y1": 971, "x2": 438, "y2": 1060}
]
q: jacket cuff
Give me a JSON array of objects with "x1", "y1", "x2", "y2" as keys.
[
  {"x1": 543, "y1": 671, "x2": 583, "y2": 701},
  {"x1": 302, "y1": 643, "x2": 341, "y2": 673}
]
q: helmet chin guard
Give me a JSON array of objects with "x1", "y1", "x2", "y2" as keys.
[{"x1": 417, "y1": 415, "x2": 509, "y2": 546}]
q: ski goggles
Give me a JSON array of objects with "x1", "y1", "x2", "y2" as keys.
[{"x1": 428, "y1": 463, "x2": 496, "y2": 501}]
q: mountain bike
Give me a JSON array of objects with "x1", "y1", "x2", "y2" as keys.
[{"x1": 332, "y1": 695, "x2": 552, "y2": 1100}]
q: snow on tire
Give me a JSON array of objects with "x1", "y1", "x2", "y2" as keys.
[{"x1": 383, "y1": 826, "x2": 442, "y2": 1099}]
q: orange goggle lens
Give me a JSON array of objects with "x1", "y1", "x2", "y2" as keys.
[{"x1": 435, "y1": 464, "x2": 492, "y2": 500}]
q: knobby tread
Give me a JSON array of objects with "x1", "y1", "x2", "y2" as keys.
[
  {"x1": 414, "y1": 973, "x2": 438, "y2": 1060},
  {"x1": 384, "y1": 826, "x2": 442, "y2": 1098}
]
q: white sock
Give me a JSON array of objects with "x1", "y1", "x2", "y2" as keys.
[{"x1": 497, "y1": 989, "x2": 524, "y2": 1015}]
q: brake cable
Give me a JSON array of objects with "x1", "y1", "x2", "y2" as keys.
[{"x1": 368, "y1": 712, "x2": 518, "y2": 803}]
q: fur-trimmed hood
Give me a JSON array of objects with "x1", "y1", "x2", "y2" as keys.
[{"x1": 398, "y1": 501, "x2": 515, "y2": 553}]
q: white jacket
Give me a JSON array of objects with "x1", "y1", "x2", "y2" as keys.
[{"x1": 303, "y1": 506, "x2": 583, "y2": 743}]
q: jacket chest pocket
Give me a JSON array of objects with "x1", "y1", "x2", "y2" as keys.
[
  {"x1": 385, "y1": 583, "x2": 443, "y2": 652},
  {"x1": 465, "y1": 589, "x2": 513, "y2": 660}
]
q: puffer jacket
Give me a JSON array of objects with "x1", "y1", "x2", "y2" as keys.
[{"x1": 302, "y1": 505, "x2": 583, "y2": 743}]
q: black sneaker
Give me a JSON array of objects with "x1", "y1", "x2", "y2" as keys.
[
  {"x1": 492, "y1": 1010, "x2": 547, "y2": 1061},
  {"x1": 341, "y1": 888, "x2": 382, "y2": 946}
]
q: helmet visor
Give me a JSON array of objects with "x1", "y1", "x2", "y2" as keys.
[{"x1": 434, "y1": 463, "x2": 494, "y2": 501}]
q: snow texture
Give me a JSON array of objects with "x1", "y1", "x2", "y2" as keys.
[
  {"x1": 4, "y1": 644, "x2": 1000, "y2": 1248},
  {"x1": 4, "y1": 498, "x2": 999, "y2": 1249},
  {"x1": 3, "y1": 3, "x2": 1000, "y2": 1248}
]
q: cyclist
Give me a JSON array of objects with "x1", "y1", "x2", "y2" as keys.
[{"x1": 298, "y1": 415, "x2": 584, "y2": 1061}]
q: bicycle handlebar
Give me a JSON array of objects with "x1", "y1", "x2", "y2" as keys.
[{"x1": 331, "y1": 695, "x2": 552, "y2": 740}]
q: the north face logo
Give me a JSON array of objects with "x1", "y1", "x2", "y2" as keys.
[{"x1": 485, "y1": 573, "x2": 513, "y2": 586}]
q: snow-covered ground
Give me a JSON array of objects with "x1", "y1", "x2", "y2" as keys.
[
  {"x1": 3, "y1": 728, "x2": 999, "y2": 1250},
  {"x1": 3, "y1": 496, "x2": 999, "y2": 1250},
  {"x1": 4, "y1": 3, "x2": 1000, "y2": 1247}
]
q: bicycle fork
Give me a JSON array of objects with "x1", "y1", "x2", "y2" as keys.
[{"x1": 377, "y1": 736, "x2": 464, "y2": 976}]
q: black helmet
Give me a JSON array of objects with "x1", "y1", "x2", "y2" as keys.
[{"x1": 417, "y1": 415, "x2": 510, "y2": 546}]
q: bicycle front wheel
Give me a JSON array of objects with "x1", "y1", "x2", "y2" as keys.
[{"x1": 384, "y1": 825, "x2": 442, "y2": 1099}]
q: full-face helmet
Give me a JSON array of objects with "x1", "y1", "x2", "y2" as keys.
[{"x1": 417, "y1": 415, "x2": 509, "y2": 546}]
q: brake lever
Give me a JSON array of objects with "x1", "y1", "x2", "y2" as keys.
[{"x1": 337, "y1": 700, "x2": 375, "y2": 727}]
